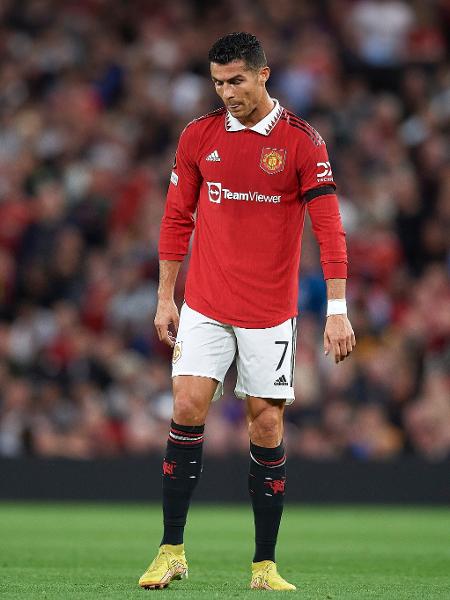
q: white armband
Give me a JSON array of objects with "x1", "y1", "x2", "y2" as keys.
[{"x1": 327, "y1": 299, "x2": 347, "y2": 317}]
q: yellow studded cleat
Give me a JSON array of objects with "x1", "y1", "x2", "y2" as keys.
[
  {"x1": 250, "y1": 560, "x2": 296, "y2": 591},
  {"x1": 138, "y1": 544, "x2": 188, "y2": 590}
]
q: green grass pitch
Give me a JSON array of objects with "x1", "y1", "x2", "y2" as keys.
[{"x1": 0, "y1": 503, "x2": 449, "y2": 599}]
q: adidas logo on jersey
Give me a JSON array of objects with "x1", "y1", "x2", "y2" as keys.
[
  {"x1": 274, "y1": 375, "x2": 288, "y2": 386},
  {"x1": 206, "y1": 150, "x2": 221, "y2": 162}
]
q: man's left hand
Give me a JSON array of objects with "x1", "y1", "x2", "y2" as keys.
[{"x1": 324, "y1": 314, "x2": 356, "y2": 364}]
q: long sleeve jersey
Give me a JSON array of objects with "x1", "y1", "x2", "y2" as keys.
[{"x1": 159, "y1": 99, "x2": 347, "y2": 328}]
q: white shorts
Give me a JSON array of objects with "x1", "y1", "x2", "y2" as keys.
[{"x1": 172, "y1": 303, "x2": 297, "y2": 404}]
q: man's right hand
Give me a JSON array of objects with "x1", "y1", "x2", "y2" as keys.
[{"x1": 154, "y1": 298, "x2": 180, "y2": 347}]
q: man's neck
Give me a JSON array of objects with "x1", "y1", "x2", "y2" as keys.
[{"x1": 237, "y1": 93, "x2": 275, "y2": 128}]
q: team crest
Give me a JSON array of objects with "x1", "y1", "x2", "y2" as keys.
[
  {"x1": 260, "y1": 148, "x2": 287, "y2": 175},
  {"x1": 172, "y1": 341, "x2": 182, "y2": 364}
]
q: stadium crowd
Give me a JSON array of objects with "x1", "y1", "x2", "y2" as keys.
[{"x1": 0, "y1": 0, "x2": 449, "y2": 461}]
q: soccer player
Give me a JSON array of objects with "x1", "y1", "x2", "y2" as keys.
[{"x1": 139, "y1": 32, "x2": 355, "y2": 591}]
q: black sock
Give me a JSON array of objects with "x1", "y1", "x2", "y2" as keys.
[
  {"x1": 161, "y1": 420, "x2": 204, "y2": 546},
  {"x1": 249, "y1": 441, "x2": 286, "y2": 563}
]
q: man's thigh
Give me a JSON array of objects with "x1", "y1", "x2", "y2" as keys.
[
  {"x1": 234, "y1": 317, "x2": 297, "y2": 403},
  {"x1": 172, "y1": 303, "x2": 237, "y2": 401}
]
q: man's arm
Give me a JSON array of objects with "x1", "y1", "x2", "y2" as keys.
[
  {"x1": 324, "y1": 278, "x2": 356, "y2": 364},
  {"x1": 156, "y1": 123, "x2": 201, "y2": 346},
  {"x1": 297, "y1": 131, "x2": 356, "y2": 363},
  {"x1": 306, "y1": 193, "x2": 355, "y2": 362},
  {"x1": 307, "y1": 194, "x2": 356, "y2": 363},
  {"x1": 154, "y1": 260, "x2": 182, "y2": 347}
]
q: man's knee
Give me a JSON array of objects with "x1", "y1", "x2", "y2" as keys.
[
  {"x1": 172, "y1": 377, "x2": 216, "y2": 424},
  {"x1": 249, "y1": 405, "x2": 284, "y2": 446},
  {"x1": 173, "y1": 391, "x2": 205, "y2": 424}
]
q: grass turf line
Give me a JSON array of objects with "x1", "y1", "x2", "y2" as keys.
[{"x1": 0, "y1": 503, "x2": 449, "y2": 599}]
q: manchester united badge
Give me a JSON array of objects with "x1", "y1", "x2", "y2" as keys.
[
  {"x1": 172, "y1": 341, "x2": 182, "y2": 364},
  {"x1": 260, "y1": 148, "x2": 287, "y2": 175}
]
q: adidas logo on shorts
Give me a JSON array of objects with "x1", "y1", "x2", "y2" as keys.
[{"x1": 274, "y1": 374, "x2": 288, "y2": 386}]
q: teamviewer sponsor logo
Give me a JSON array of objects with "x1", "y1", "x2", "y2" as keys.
[
  {"x1": 206, "y1": 181, "x2": 281, "y2": 204},
  {"x1": 207, "y1": 181, "x2": 222, "y2": 203}
]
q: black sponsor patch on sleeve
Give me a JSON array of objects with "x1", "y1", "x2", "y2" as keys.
[{"x1": 304, "y1": 185, "x2": 336, "y2": 202}]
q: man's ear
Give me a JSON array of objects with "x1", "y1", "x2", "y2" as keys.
[{"x1": 259, "y1": 66, "x2": 270, "y2": 84}]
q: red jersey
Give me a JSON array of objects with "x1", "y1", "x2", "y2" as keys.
[{"x1": 159, "y1": 100, "x2": 347, "y2": 328}]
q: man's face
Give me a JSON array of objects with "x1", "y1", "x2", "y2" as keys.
[{"x1": 210, "y1": 59, "x2": 270, "y2": 120}]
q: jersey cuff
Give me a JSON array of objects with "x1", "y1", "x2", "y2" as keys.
[
  {"x1": 159, "y1": 252, "x2": 185, "y2": 261},
  {"x1": 303, "y1": 185, "x2": 336, "y2": 202},
  {"x1": 322, "y1": 262, "x2": 348, "y2": 280}
]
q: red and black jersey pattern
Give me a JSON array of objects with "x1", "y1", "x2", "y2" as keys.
[
  {"x1": 159, "y1": 100, "x2": 347, "y2": 328},
  {"x1": 280, "y1": 109, "x2": 325, "y2": 146},
  {"x1": 195, "y1": 106, "x2": 227, "y2": 124}
]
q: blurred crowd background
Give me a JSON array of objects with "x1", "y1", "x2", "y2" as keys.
[{"x1": 0, "y1": 0, "x2": 449, "y2": 462}]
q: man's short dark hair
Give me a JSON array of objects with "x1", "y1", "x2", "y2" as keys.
[{"x1": 208, "y1": 32, "x2": 267, "y2": 70}]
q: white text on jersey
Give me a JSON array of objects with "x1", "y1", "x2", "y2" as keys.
[{"x1": 207, "y1": 181, "x2": 281, "y2": 204}]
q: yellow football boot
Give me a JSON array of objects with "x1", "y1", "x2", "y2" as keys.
[
  {"x1": 250, "y1": 560, "x2": 296, "y2": 591},
  {"x1": 138, "y1": 544, "x2": 188, "y2": 590}
]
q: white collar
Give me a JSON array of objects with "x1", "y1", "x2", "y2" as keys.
[{"x1": 225, "y1": 99, "x2": 283, "y2": 136}]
